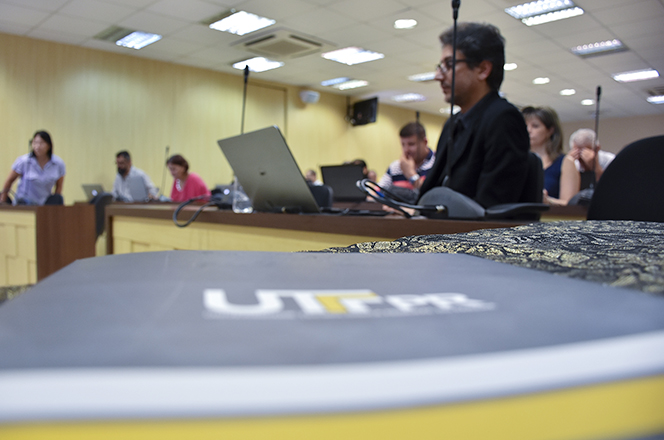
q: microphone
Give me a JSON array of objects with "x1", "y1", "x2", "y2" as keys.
[
  {"x1": 160, "y1": 145, "x2": 170, "y2": 199},
  {"x1": 241, "y1": 65, "x2": 249, "y2": 135},
  {"x1": 590, "y1": 85, "x2": 601, "y2": 188},
  {"x1": 445, "y1": 0, "x2": 461, "y2": 187}
]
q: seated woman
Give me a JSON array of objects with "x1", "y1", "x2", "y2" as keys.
[
  {"x1": 1, "y1": 130, "x2": 66, "y2": 205},
  {"x1": 522, "y1": 106, "x2": 575, "y2": 205},
  {"x1": 166, "y1": 154, "x2": 210, "y2": 202}
]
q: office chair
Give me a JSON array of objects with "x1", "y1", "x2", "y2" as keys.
[
  {"x1": 44, "y1": 194, "x2": 64, "y2": 205},
  {"x1": 418, "y1": 152, "x2": 548, "y2": 220},
  {"x1": 308, "y1": 184, "x2": 334, "y2": 208},
  {"x1": 90, "y1": 192, "x2": 114, "y2": 238},
  {"x1": 587, "y1": 135, "x2": 664, "y2": 222}
]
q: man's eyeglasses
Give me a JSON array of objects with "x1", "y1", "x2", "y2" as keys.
[{"x1": 435, "y1": 58, "x2": 468, "y2": 74}]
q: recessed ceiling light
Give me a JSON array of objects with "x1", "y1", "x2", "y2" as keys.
[
  {"x1": 504, "y1": 63, "x2": 518, "y2": 71},
  {"x1": 581, "y1": 99, "x2": 594, "y2": 106},
  {"x1": 321, "y1": 77, "x2": 351, "y2": 87},
  {"x1": 209, "y1": 10, "x2": 275, "y2": 36},
  {"x1": 334, "y1": 80, "x2": 369, "y2": 90},
  {"x1": 505, "y1": 0, "x2": 584, "y2": 26},
  {"x1": 533, "y1": 77, "x2": 550, "y2": 85},
  {"x1": 647, "y1": 95, "x2": 664, "y2": 104},
  {"x1": 408, "y1": 72, "x2": 436, "y2": 82},
  {"x1": 394, "y1": 19, "x2": 417, "y2": 30},
  {"x1": 322, "y1": 47, "x2": 384, "y2": 65},
  {"x1": 612, "y1": 68, "x2": 660, "y2": 83},
  {"x1": 571, "y1": 39, "x2": 627, "y2": 58},
  {"x1": 232, "y1": 57, "x2": 283, "y2": 73},
  {"x1": 392, "y1": 93, "x2": 426, "y2": 103},
  {"x1": 560, "y1": 89, "x2": 576, "y2": 96},
  {"x1": 115, "y1": 31, "x2": 161, "y2": 49}
]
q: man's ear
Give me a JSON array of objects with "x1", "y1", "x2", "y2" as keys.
[{"x1": 477, "y1": 60, "x2": 493, "y2": 81}]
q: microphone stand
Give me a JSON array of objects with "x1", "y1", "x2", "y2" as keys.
[
  {"x1": 590, "y1": 85, "x2": 601, "y2": 189},
  {"x1": 241, "y1": 65, "x2": 249, "y2": 135},
  {"x1": 160, "y1": 145, "x2": 169, "y2": 199},
  {"x1": 232, "y1": 65, "x2": 252, "y2": 213},
  {"x1": 444, "y1": 0, "x2": 460, "y2": 187}
]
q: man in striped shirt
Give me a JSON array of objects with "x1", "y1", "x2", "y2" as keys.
[{"x1": 378, "y1": 122, "x2": 435, "y2": 192}]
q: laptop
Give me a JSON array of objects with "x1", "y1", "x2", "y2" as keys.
[
  {"x1": 81, "y1": 184, "x2": 105, "y2": 201},
  {"x1": 127, "y1": 176, "x2": 150, "y2": 202},
  {"x1": 320, "y1": 164, "x2": 366, "y2": 202},
  {"x1": 217, "y1": 126, "x2": 320, "y2": 213}
]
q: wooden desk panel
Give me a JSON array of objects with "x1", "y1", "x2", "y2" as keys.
[
  {"x1": 0, "y1": 205, "x2": 96, "y2": 286},
  {"x1": 106, "y1": 204, "x2": 524, "y2": 254}
]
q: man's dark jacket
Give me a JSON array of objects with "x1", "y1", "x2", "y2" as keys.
[{"x1": 419, "y1": 91, "x2": 530, "y2": 208}]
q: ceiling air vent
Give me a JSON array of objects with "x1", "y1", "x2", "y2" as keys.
[
  {"x1": 94, "y1": 25, "x2": 134, "y2": 42},
  {"x1": 233, "y1": 29, "x2": 334, "y2": 60}
]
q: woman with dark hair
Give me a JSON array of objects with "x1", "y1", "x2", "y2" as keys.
[
  {"x1": 1, "y1": 130, "x2": 66, "y2": 205},
  {"x1": 166, "y1": 154, "x2": 210, "y2": 202},
  {"x1": 522, "y1": 106, "x2": 575, "y2": 205}
]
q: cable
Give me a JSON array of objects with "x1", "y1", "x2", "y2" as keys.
[
  {"x1": 172, "y1": 194, "x2": 217, "y2": 228},
  {"x1": 356, "y1": 179, "x2": 447, "y2": 218}
]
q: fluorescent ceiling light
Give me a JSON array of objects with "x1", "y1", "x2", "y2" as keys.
[
  {"x1": 532, "y1": 77, "x2": 550, "y2": 85},
  {"x1": 232, "y1": 57, "x2": 283, "y2": 73},
  {"x1": 504, "y1": 63, "x2": 518, "y2": 71},
  {"x1": 440, "y1": 105, "x2": 461, "y2": 115},
  {"x1": 392, "y1": 93, "x2": 426, "y2": 103},
  {"x1": 571, "y1": 39, "x2": 627, "y2": 58},
  {"x1": 321, "y1": 77, "x2": 351, "y2": 87},
  {"x1": 521, "y1": 7, "x2": 583, "y2": 26},
  {"x1": 394, "y1": 19, "x2": 417, "y2": 30},
  {"x1": 560, "y1": 89, "x2": 576, "y2": 96},
  {"x1": 506, "y1": 0, "x2": 584, "y2": 26},
  {"x1": 115, "y1": 31, "x2": 161, "y2": 49},
  {"x1": 209, "y1": 11, "x2": 275, "y2": 36},
  {"x1": 322, "y1": 47, "x2": 384, "y2": 66},
  {"x1": 505, "y1": 0, "x2": 576, "y2": 19},
  {"x1": 647, "y1": 95, "x2": 664, "y2": 104},
  {"x1": 408, "y1": 72, "x2": 436, "y2": 82},
  {"x1": 612, "y1": 68, "x2": 660, "y2": 83},
  {"x1": 581, "y1": 99, "x2": 594, "y2": 106},
  {"x1": 333, "y1": 80, "x2": 369, "y2": 91}
]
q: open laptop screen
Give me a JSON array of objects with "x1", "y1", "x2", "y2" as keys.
[{"x1": 217, "y1": 126, "x2": 320, "y2": 213}]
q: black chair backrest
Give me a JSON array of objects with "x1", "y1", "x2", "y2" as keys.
[
  {"x1": 587, "y1": 135, "x2": 664, "y2": 222},
  {"x1": 308, "y1": 184, "x2": 334, "y2": 208},
  {"x1": 520, "y1": 152, "x2": 544, "y2": 204},
  {"x1": 44, "y1": 194, "x2": 64, "y2": 205},
  {"x1": 90, "y1": 192, "x2": 114, "y2": 238}
]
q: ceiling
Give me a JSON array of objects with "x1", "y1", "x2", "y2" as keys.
[{"x1": 1, "y1": 0, "x2": 663, "y2": 122}]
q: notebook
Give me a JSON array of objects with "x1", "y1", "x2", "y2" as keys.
[
  {"x1": 320, "y1": 164, "x2": 366, "y2": 202},
  {"x1": 81, "y1": 184, "x2": 105, "y2": 201},
  {"x1": 217, "y1": 126, "x2": 320, "y2": 213}
]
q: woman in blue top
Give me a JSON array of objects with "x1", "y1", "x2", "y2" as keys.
[
  {"x1": 1, "y1": 130, "x2": 66, "y2": 205},
  {"x1": 522, "y1": 106, "x2": 572, "y2": 205}
]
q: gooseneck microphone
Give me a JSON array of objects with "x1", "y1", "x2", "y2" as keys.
[
  {"x1": 160, "y1": 145, "x2": 170, "y2": 198},
  {"x1": 241, "y1": 65, "x2": 249, "y2": 135},
  {"x1": 590, "y1": 85, "x2": 601, "y2": 189},
  {"x1": 444, "y1": 0, "x2": 461, "y2": 187}
]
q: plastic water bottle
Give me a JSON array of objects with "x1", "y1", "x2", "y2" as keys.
[{"x1": 232, "y1": 176, "x2": 253, "y2": 213}]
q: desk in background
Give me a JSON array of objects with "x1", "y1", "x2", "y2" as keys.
[
  {"x1": 105, "y1": 204, "x2": 525, "y2": 254},
  {"x1": 0, "y1": 205, "x2": 96, "y2": 287}
]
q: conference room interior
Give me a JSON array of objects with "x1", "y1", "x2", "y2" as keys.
[{"x1": 0, "y1": 1, "x2": 663, "y2": 438}]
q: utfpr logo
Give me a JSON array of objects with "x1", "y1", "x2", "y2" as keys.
[{"x1": 203, "y1": 289, "x2": 494, "y2": 319}]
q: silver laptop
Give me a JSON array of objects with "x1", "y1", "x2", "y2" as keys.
[
  {"x1": 127, "y1": 176, "x2": 149, "y2": 202},
  {"x1": 217, "y1": 126, "x2": 319, "y2": 213},
  {"x1": 81, "y1": 184, "x2": 105, "y2": 201}
]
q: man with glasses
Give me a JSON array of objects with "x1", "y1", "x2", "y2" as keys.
[
  {"x1": 418, "y1": 22, "x2": 529, "y2": 208},
  {"x1": 112, "y1": 150, "x2": 159, "y2": 202}
]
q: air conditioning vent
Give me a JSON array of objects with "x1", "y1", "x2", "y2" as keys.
[
  {"x1": 647, "y1": 86, "x2": 664, "y2": 96},
  {"x1": 94, "y1": 25, "x2": 133, "y2": 42},
  {"x1": 233, "y1": 29, "x2": 334, "y2": 60}
]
